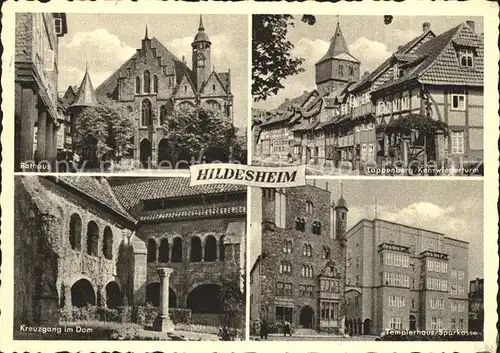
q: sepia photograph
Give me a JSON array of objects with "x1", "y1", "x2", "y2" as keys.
[
  {"x1": 14, "y1": 176, "x2": 246, "y2": 340},
  {"x1": 252, "y1": 15, "x2": 484, "y2": 176},
  {"x1": 15, "y1": 13, "x2": 248, "y2": 173},
  {"x1": 249, "y1": 180, "x2": 483, "y2": 341}
]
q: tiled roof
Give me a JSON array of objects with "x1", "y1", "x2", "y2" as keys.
[
  {"x1": 96, "y1": 37, "x2": 193, "y2": 99},
  {"x1": 276, "y1": 90, "x2": 312, "y2": 111},
  {"x1": 71, "y1": 68, "x2": 98, "y2": 107},
  {"x1": 217, "y1": 72, "x2": 231, "y2": 94},
  {"x1": 349, "y1": 30, "x2": 435, "y2": 92},
  {"x1": 108, "y1": 177, "x2": 245, "y2": 210},
  {"x1": 290, "y1": 119, "x2": 318, "y2": 132},
  {"x1": 315, "y1": 116, "x2": 339, "y2": 130},
  {"x1": 139, "y1": 203, "x2": 246, "y2": 221},
  {"x1": 374, "y1": 23, "x2": 483, "y2": 90},
  {"x1": 55, "y1": 176, "x2": 135, "y2": 222},
  {"x1": 260, "y1": 111, "x2": 291, "y2": 127},
  {"x1": 317, "y1": 22, "x2": 356, "y2": 64}
]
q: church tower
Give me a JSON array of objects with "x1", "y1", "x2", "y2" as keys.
[
  {"x1": 192, "y1": 15, "x2": 211, "y2": 91},
  {"x1": 315, "y1": 19, "x2": 360, "y2": 93},
  {"x1": 70, "y1": 64, "x2": 98, "y2": 108}
]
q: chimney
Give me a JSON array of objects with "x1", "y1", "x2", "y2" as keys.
[
  {"x1": 422, "y1": 22, "x2": 431, "y2": 33},
  {"x1": 466, "y1": 20, "x2": 475, "y2": 32}
]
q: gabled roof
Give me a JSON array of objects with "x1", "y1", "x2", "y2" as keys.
[
  {"x1": 317, "y1": 22, "x2": 357, "y2": 64},
  {"x1": 71, "y1": 68, "x2": 98, "y2": 107},
  {"x1": 108, "y1": 177, "x2": 245, "y2": 211},
  {"x1": 96, "y1": 37, "x2": 193, "y2": 99},
  {"x1": 349, "y1": 29, "x2": 435, "y2": 92},
  {"x1": 199, "y1": 70, "x2": 229, "y2": 95},
  {"x1": 173, "y1": 69, "x2": 199, "y2": 98},
  {"x1": 373, "y1": 22, "x2": 483, "y2": 91}
]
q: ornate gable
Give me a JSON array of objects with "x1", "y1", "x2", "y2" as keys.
[{"x1": 200, "y1": 71, "x2": 227, "y2": 97}]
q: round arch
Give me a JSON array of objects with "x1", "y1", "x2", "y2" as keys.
[
  {"x1": 186, "y1": 283, "x2": 221, "y2": 313},
  {"x1": 140, "y1": 138, "x2": 152, "y2": 168},
  {"x1": 71, "y1": 278, "x2": 96, "y2": 307},
  {"x1": 105, "y1": 281, "x2": 122, "y2": 309}
]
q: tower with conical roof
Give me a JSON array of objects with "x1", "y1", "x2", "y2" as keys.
[
  {"x1": 315, "y1": 19, "x2": 360, "y2": 93},
  {"x1": 192, "y1": 15, "x2": 212, "y2": 91},
  {"x1": 71, "y1": 65, "x2": 98, "y2": 108}
]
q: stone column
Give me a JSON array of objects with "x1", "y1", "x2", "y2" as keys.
[
  {"x1": 45, "y1": 118, "x2": 54, "y2": 169},
  {"x1": 36, "y1": 109, "x2": 47, "y2": 162},
  {"x1": 153, "y1": 267, "x2": 174, "y2": 332},
  {"x1": 19, "y1": 87, "x2": 36, "y2": 166}
]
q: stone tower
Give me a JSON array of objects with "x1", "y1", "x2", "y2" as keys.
[
  {"x1": 192, "y1": 15, "x2": 211, "y2": 91},
  {"x1": 315, "y1": 20, "x2": 360, "y2": 93}
]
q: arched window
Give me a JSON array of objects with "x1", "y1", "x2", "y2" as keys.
[
  {"x1": 160, "y1": 105, "x2": 168, "y2": 125},
  {"x1": 312, "y1": 221, "x2": 322, "y2": 235},
  {"x1": 306, "y1": 201, "x2": 314, "y2": 214},
  {"x1": 190, "y1": 236, "x2": 202, "y2": 262},
  {"x1": 171, "y1": 237, "x2": 182, "y2": 263},
  {"x1": 141, "y1": 99, "x2": 152, "y2": 126},
  {"x1": 135, "y1": 77, "x2": 141, "y2": 94},
  {"x1": 323, "y1": 246, "x2": 331, "y2": 260},
  {"x1": 153, "y1": 75, "x2": 158, "y2": 93},
  {"x1": 159, "y1": 239, "x2": 169, "y2": 263},
  {"x1": 86, "y1": 221, "x2": 99, "y2": 256},
  {"x1": 219, "y1": 235, "x2": 225, "y2": 261},
  {"x1": 144, "y1": 70, "x2": 151, "y2": 94},
  {"x1": 103, "y1": 226, "x2": 113, "y2": 260},
  {"x1": 300, "y1": 218, "x2": 306, "y2": 231},
  {"x1": 204, "y1": 235, "x2": 217, "y2": 262},
  {"x1": 69, "y1": 213, "x2": 82, "y2": 251},
  {"x1": 147, "y1": 239, "x2": 157, "y2": 263},
  {"x1": 279, "y1": 262, "x2": 284, "y2": 274}
]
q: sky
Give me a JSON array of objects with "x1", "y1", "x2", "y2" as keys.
[
  {"x1": 253, "y1": 15, "x2": 484, "y2": 110},
  {"x1": 57, "y1": 14, "x2": 248, "y2": 130},
  {"x1": 249, "y1": 179, "x2": 484, "y2": 281}
]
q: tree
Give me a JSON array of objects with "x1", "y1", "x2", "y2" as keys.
[
  {"x1": 219, "y1": 271, "x2": 245, "y2": 340},
  {"x1": 97, "y1": 98, "x2": 135, "y2": 161},
  {"x1": 252, "y1": 15, "x2": 316, "y2": 102},
  {"x1": 73, "y1": 106, "x2": 110, "y2": 167},
  {"x1": 72, "y1": 100, "x2": 135, "y2": 167},
  {"x1": 161, "y1": 107, "x2": 243, "y2": 166}
]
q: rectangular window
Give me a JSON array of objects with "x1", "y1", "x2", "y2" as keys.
[
  {"x1": 276, "y1": 282, "x2": 284, "y2": 296},
  {"x1": 451, "y1": 131, "x2": 465, "y2": 154},
  {"x1": 451, "y1": 318, "x2": 456, "y2": 330},
  {"x1": 377, "y1": 101, "x2": 385, "y2": 115},
  {"x1": 458, "y1": 270, "x2": 465, "y2": 279},
  {"x1": 54, "y1": 17, "x2": 63, "y2": 35},
  {"x1": 458, "y1": 319, "x2": 464, "y2": 329},
  {"x1": 284, "y1": 283, "x2": 293, "y2": 296},
  {"x1": 451, "y1": 93, "x2": 466, "y2": 111}
]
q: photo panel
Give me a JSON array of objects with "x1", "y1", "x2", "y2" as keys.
[
  {"x1": 249, "y1": 179, "x2": 483, "y2": 341},
  {"x1": 13, "y1": 175, "x2": 247, "y2": 340},
  {"x1": 251, "y1": 15, "x2": 484, "y2": 177},
  {"x1": 15, "y1": 13, "x2": 248, "y2": 173}
]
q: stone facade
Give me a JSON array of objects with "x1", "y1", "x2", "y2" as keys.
[
  {"x1": 15, "y1": 13, "x2": 68, "y2": 171},
  {"x1": 250, "y1": 185, "x2": 347, "y2": 333},
  {"x1": 14, "y1": 176, "x2": 246, "y2": 329},
  {"x1": 94, "y1": 16, "x2": 233, "y2": 167},
  {"x1": 345, "y1": 219, "x2": 469, "y2": 336}
]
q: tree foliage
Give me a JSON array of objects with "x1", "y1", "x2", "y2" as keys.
[
  {"x1": 219, "y1": 271, "x2": 245, "y2": 340},
  {"x1": 73, "y1": 100, "x2": 135, "y2": 164},
  {"x1": 252, "y1": 15, "x2": 316, "y2": 102},
  {"x1": 161, "y1": 107, "x2": 244, "y2": 164},
  {"x1": 384, "y1": 114, "x2": 449, "y2": 137}
]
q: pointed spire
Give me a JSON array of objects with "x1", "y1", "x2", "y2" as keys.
[
  {"x1": 199, "y1": 14, "x2": 205, "y2": 31},
  {"x1": 145, "y1": 24, "x2": 149, "y2": 39},
  {"x1": 317, "y1": 20, "x2": 351, "y2": 64},
  {"x1": 71, "y1": 65, "x2": 98, "y2": 108}
]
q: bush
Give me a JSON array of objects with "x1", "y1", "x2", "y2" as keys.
[
  {"x1": 169, "y1": 308, "x2": 191, "y2": 324},
  {"x1": 72, "y1": 305, "x2": 99, "y2": 321}
]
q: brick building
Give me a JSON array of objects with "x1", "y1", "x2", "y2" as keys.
[
  {"x1": 14, "y1": 176, "x2": 245, "y2": 330},
  {"x1": 254, "y1": 19, "x2": 483, "y2": 172},
  {"x1": 15, "y1": 13, "x2": 68, "y2": 171},
  {"x1": 345, "y1": 219, "x2": 469, "y2": 336},
  {"x1": 468, "y1": 277, "x2": 483, "y2": 333},
  {"x1": 94, "y1": 16, "x2": 234, "y2": 167},
  {"x1": 250, "y1": 185, "x2": 347, "y2": 333}
]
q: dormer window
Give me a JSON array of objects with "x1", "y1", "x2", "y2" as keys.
[{"x1": 459, "y1": 49, "x2": 474, "y2": 67}]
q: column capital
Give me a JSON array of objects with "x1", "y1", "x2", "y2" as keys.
[{"x1": 157, "y1": 267, "x2": 173, "y2": 278}]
